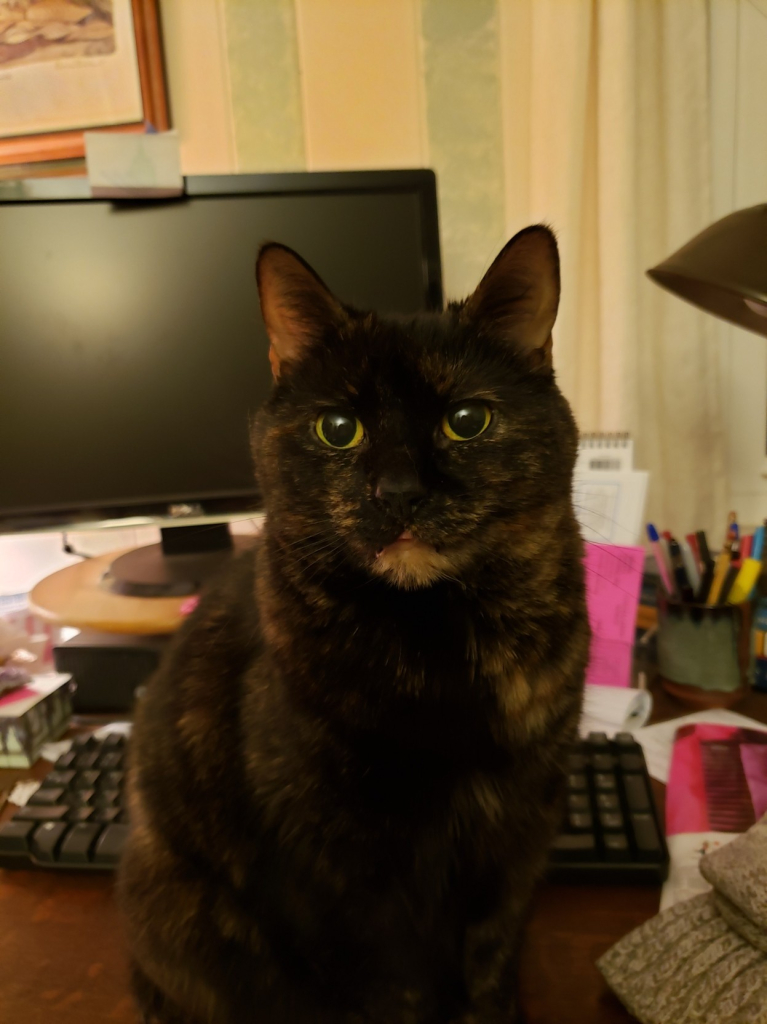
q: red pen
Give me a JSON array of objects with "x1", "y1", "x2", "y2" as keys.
[
  {"x1": 741, "y1": 534, "x2": 753, "y2": 560},
  {"x1": 685, "y1": 532, "x2": 701, "y2": 568}
]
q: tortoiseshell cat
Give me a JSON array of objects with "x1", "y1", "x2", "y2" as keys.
[{"x1": 119, "y1": 226, "x2": 589, "y2": 1024}]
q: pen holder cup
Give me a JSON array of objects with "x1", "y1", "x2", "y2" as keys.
[{"x1": 656, "y1": 594, "x2": 751, "y2": 709}]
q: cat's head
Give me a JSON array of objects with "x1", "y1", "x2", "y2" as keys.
[{"x1": 252, "y1": 227, "x2": 578, "y2": 590}]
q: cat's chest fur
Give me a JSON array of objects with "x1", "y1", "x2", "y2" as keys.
[
  {"x1": 260, "y1": 537, "x2": 565, "y2": 729},
  {"x1": 235, "y1": 541, "x2": 572, "y2": 874}
]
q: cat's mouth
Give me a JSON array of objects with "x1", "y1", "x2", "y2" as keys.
[
  {"x1": 376, "y1": 529, "x2": 419, "y2": 555},
  {"x1": 372, "y1": 530, "x2": 453, "y2": 589}
]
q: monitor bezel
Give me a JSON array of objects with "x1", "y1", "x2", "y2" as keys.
[{"x1": 0, "y1": 170, "x2": 443, "y2": 535}]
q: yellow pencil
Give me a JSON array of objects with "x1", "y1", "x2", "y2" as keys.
[
  {"x1": 726, "y1": 558, "x2": 762, "y2": 605},
  {"x1": 706, "y1": 550, "x2": 732, "y2": 606}
]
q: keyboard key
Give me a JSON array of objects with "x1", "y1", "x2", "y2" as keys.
[
  {"x1": 98, "y1": 771, "x2": 124, "y2": 789},
  {"x1": 604, "y1": 833, "x2": 631, "y2": 861},
  {"x1": 631, "y1": 813, "x2": 661, "y2": 859},
  {"x1": 42, "y1": 770, "x2": 75, "y2": 789},
  {"x1": 94, "y1": 789, "x2": 121, "y2": 807},
  {"x1": 592, "y1": 753, "x2": 615, "y2": 771},
  {"x1": 568, "y1": 811, "x2": 593, "y2": 831},
  {"x1": 92, "y1": 807, "x2": 121, "y2": 825},
  {"x1": 619, "y1": 753, "x2": 645, "y2": 771},
  {"x1": 551, "y1": 833, "x2": 597, "y2": 861},
  {"x1": 567, "y1": 793, "x2": 589, "y2": 812},
  {"x1": 71, "y1": 735, "x2": 97, "y2": 751},
  {"x1": 600, "y1": 811, "x2": 624, "y2": 831},
  {"x1": 0, "y1": 820, "x2": 35, "y2": 855},
  {"x1": 567, "y1": 773, "x2": 588, "y2": 791},
  {"x1": 28, "y1": 787, "x2": 65, "y2": 806},
  {"x1": 66, "y1": 806, "x2": 94, "y2": 823},
  {"x1": 73, "y1": 770, "x2": 100, "y2": 789},
  {"x1": 615, "y1": 732, "x2": 638, "y2": 747},
  {"x1": 59, "y1": 823, "x2": 102, "y2": 864},
  {"x1": 588, "y1": 732, "x2": 610, "y2": 747},
  {"x1": 624, "y1": 774, "x2": 651, "y2": 811},
  {"x1": 566, "y1": 752, "x2": 586, "y2": 772},
  {"x1": 14, "y1": 805, "x2": 69, "y2": 823},
  {"x1": 30, "y1": 821, "x2": 69, "y2": 863},
  {"x1": 54, "y1": 750, "x2": 77, "y2": 770},
  {"x1": 74, "y1": 751, "x2": 100, "y2": 769},
  {"x1": 93, "y1": 823, "x2": 129, "y2": 866},
  {"x1": 597, "y1": 793, "x2": 619, "y2": 811},
  {"x1": 96, "y1": 751, "x2": 123, "y2": 771},
  {"x1": 65, "y1": 789, "x2": 95, "y2": 807},
  {"x1": 595, "y1": 773, "x2": 617, "y2": 791},
  {"x1": 101, "y1": 733, "x2": 126, "y2": 750}
]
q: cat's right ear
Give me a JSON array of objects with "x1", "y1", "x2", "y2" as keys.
[{"x1": 256, "y1": 244, "x2": 347, "y2": 379}]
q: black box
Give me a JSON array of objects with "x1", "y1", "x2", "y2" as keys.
[{"x1": 53, "y1": 630, "x2": 169, "y2": 712}]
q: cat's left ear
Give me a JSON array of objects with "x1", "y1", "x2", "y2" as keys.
[
  {"x1": 463, "y1": 225, "x2": 560, "y2": 369},
  {"x1": 256, "y1": 243, "x2": 347, "y2": 379}
]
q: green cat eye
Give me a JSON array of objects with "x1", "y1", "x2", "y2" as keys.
[
  {"x1": 316, "y1": 412, "x2": 365, "y2": 449},
  {"x1": 441, "y1": 402, "x2": 492, "y2": 441}
]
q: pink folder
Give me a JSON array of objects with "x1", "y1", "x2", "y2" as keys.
[{"x1": 583, "y1": 542, "x2": 645, "y2": 687}]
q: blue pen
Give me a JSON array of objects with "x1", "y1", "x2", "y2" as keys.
[
  {"x1": 753, "y1": 526, "x2": 765, "y2": 562},
  {"x1": 647, "y1": 524, "x2": 674, "y2": 596},
  {"x1": 749, "y1": 523, "x2": 767, "y2": 599}
]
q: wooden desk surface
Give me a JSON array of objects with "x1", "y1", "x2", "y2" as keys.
[{"x1": 2, "y1": 685, "x2": 767, "y2": 1024}]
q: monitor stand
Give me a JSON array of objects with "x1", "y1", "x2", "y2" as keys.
[{"x1": 103, "y1": 523, "x2": 249, "y2": 598}]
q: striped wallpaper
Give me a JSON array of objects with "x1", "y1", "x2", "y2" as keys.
[{"x1": 164, "y1": 0, "x2": 513, "y2": 301}]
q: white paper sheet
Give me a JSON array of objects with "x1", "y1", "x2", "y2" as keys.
[
  {"x1": 40, "y1": 739, "x2": 72, "y2": 763},
  {"x1": 93, "y1": 721, "x2": 132, "y2": 740},
  {"x1": 86, "y1": 131, "x2": 183, "y2": 197},
  {"x1": 572, "y1": 470, "x2": 649, "y2": 546},
  {"x1": 8, "y1": 780, "x2": 41, "y2": 806},
  {"x1": 579, "y1": 683, "x2": 653, "y2": 737},
  {"x1": 659, "y1": 831, "x2": 739, "y2": 910}
]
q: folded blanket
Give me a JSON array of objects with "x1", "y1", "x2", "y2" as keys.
[{"x1": 597, "y1": 814, "x2": 767, "y2": 1023}]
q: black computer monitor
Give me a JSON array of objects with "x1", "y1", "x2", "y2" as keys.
[{"x1": 0, "y1": 171, "x2": 442, "y2": 593}]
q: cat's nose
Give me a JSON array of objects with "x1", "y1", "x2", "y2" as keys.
[{"x1": 375, "y1": 472, "x2": 427, "y2": 519}]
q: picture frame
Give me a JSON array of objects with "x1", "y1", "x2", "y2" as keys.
[{"x1": 0, "y1": 0, "x2": 169, "y2": 167}]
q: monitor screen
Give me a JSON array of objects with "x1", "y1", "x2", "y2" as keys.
[{"x1": 0, "y1": 171, "x2": 442, "y2": 531}]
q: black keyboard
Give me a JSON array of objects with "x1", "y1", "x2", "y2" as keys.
[
  {"x1": 548, "y1": 732, "x2": 669, "y2": 883},
  {"x1": 1, "y1": 729, "x2": 668, "y2": 882},
  {"x1": 0, "y1": 732, "x2": 129, "y2": 870}
]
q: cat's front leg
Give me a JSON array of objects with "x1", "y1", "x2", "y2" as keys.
[
  {"x1": 450, "y1": 1012, "x2": 523, "y2": 1024},
  {"x1": 456, "y1": 890, "x2": 533, "y2": 1024}
]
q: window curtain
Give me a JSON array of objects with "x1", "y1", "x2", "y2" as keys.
[{"x1": 499, "y1": 0, "x2": 728, "y2": 540}]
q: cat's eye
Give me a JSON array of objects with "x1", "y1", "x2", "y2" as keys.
[
  {"x1": 316, "y1": 411, "x2": 365, "y2": 449},
  {"x1": 441, "y1": 402, "x2": 492, "y2": 441}
]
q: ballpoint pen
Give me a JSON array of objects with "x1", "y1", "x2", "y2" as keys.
[{"x1": 646, "y1": 524, "x2": 674, "y2": 596}]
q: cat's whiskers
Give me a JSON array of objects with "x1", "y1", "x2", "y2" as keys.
[
  {"x1": 273, "y1": 531, "x2": 340, "y2": 561},
  {"x1": 570, "y1": 498, "x2": 649, "y2": 559},
  {"x1": 295, "y1": 539, "x2": 347, "y2": 586}
]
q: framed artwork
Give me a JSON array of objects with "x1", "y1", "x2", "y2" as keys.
[{"x1": 0, "y1": 0, "x2": 168, "y2": 166}]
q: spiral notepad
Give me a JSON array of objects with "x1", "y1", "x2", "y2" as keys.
[
  {"x1": 573, "y1": 433, "x2": 648, "y2": 546},
  {"x1": 576, "y1": 433, "x2": 635, "y2": 474}
]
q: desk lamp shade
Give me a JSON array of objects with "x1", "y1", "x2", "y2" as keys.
[{"x1": 647, "y1": 204, "x2": 767, "y2": 336}]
